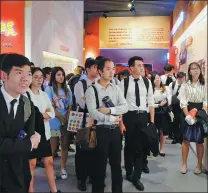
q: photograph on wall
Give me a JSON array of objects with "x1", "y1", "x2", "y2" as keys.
[
  {"x1": 175, "y1": 14, "x2": 207, "y2": 80},
  {"x1": 178, "y1": 36, "x2": 193, "y2": 70}
]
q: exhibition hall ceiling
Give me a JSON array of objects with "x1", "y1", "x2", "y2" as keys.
[{"x1": 84, "y1": 0, "x2": 178, "y2": 17}]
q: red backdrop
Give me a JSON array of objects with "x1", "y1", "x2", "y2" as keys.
[{"x1": 0, "y1": 1, "x2": 25, "y2": 54}]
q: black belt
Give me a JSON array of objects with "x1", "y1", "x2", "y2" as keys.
[
  {"x1": 96, "y1": 124, "x2": 119, "y2": 129},
  {"x1": 129, "y1": 110, "x2": 147, "y2": 114}
]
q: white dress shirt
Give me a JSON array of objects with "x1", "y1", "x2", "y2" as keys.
[
  {"x1": 85, "y1": 82, "x2": 128, "y2": 125},
  {"x1": 74, "y1": 78, "x2": 94, "y2": 109},
  {"x1": 119, "y1": 75, "x2": 154, "y2": 111},
  {"x1": 27, "y1": 89, "x2": 55, "y2": 140},
  {"x1": 1, "y1": 86, "x2": 20, "y2": 118},
  {"x1": 153, "y1": 86, "x2": 172, "y2": 108},
  {"x1": 160, "y1": 74, "x2": 176, "y2": 85},
  {"x1": 169, "y1": 81, "x2": 185, "y2": 96},
  {"x1": 178, "y1": 81, "x2": 207, "y2": 109}
]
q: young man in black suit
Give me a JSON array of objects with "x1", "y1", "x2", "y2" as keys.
[{"x1": 0, "y1": 53, "x2": 40, "y2": 193}]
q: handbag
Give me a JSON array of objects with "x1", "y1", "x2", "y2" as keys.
[
  {"x1": 76, "y1": 127, "x2": 97, "y2": 150},
  {"x1": 140, "y1": 122, "x2": 159, "y2": 156},
  {"x1": 196, "y1": 110, "x2": 208, "y2": 138},
  {"x1": 67, "y1": 109, "x2": 91, "y2": 133},
  {"x1": 75, "y1": 85, "x2": 99, "y2": 151},
  {"x1": 183, "y1": 123, "x2": 202, "y2": 143}
]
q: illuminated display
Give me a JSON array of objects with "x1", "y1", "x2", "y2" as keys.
[
  {"x1": 172, "y1": 12, "x2": 185, "y2": 35},
  {"x1": 0, "y1": 21, "x2": 18, "y2": 36}
]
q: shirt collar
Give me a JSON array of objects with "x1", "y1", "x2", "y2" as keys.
[
  {"x1": 1, "y1": 86, "x2": 20, "y2": 105},
  {"x1": 86, "y1": 78, "x2": 94, "y2": 85},
  {"x1": 130, "y1": 75, "x2": 142, "y2": 80},
  {"x1": 187, "y1": 80, "x2": 200, "y2": 85},
  {"x1": 95, "y1": 80, "x2": 113, "y2": 90}
]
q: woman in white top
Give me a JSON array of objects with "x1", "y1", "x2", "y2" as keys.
[
  {"x1": 178, "y1": 62, "x2": 207, "y2": 175},
  {"x1": 151, "y1": 73, "x2": 173, "y2": 156},
  {"x1": 28, "y1": 67, "x2": 61, "y2": 193}
]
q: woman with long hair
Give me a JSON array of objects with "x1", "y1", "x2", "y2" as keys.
[
  {"x1": 178, "y1": 62, "x2": 207, "y2": 174},
  {"x1": 27, "y1": 67, "x2": 61, "y2": 193},
  {"x1": 151, "y1": 72, "x2": 172, "y2": 156},
  {"x1": 45, "y1": 67, "x2": 72, "y2": 180}
]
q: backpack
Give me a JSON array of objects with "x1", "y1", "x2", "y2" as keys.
[
  {"x1": 22, "y1": 95, "x2": 32, "y2": 123},
  {"x1": 68, "y1": 74, "x2": 81, "y2": 94},
  {"x1": 72, "y1": 79, "x2": 87, "y2": 111},
  {"x1": 124, "y1": 76, "x2": 149, "y2": 98}
]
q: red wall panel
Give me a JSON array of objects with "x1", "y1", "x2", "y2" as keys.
[{"x1": 0, "y1": 1, "x2": 25, "y2": 54}]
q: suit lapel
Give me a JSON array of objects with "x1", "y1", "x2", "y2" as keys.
[{"x1": 0, "y1": 90, "x2": 10, "y2": 132}]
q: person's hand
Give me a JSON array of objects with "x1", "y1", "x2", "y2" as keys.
[
  {"x1": 159, "y1": 100, "x2": 167, "y2": 107},
  {"x1": 30, "y1": 133, "x2": 40, "y2": 149},
  {"x1": 119, "y1": 121, "x2": 126, "y2": 134},
  {"x1": 42, "y1": 112, "x2": 50, "y2": 120},
  {"x1": 185, "y1": 115, "x2": 196, "y2": 125},
  {"x1": 98, "y1": 108, "x2": 110, "y2": 115},
  {"x1": 81, "y1": 96, "x2": 86, "y2": 101},
  {"x1": 114, "y1": 116, "x2": 122, "y2": 122}
]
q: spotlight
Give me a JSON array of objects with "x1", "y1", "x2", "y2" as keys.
[
  {"x1": 103, "y1": 13, "x2": 107, "y2": 18},
  {"x1": 128, "y1": 3, "x2": 132, "y2": 8}
]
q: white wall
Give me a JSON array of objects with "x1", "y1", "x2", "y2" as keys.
[
  {"x1": 174, "y1": 5, "x2": 207, "y2": 171},
  {"x1": 25, "y1": 1, "x2": 83, "y2": 68}
]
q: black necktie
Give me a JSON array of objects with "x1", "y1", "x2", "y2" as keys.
[
  {"x1": 9, "y1": 99, "x2": 17, "y2": 120},
  {"x1": 134, "y1": 79, "x2": 140, "y2": 107},
  {"x1": 176, "y1": 85, "x2": 181, "y2": 96}
]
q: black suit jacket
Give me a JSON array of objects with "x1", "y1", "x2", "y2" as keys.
[{"x1": 0, "y1": 90, "x2": 35, "y2": 189}]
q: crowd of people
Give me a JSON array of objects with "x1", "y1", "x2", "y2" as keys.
[{"x1": 0, "y1": 53, "x2": 207, "y2": 193}]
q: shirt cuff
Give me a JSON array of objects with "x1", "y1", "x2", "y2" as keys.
[
  {"x1": 180, "y1": 103, "x2": 187, "y2": 109},
  {"x1": 109, "y1": 115, "x2": 116, "y2": 123},
  {"x1": 203, "y1": 102, "x2": 207, "y2": 107},
  {"x1": 46, "y1": 112, "x2": 53, "y2": 118},
  {"x1": 110, "y1": 107, "x2": 116, "y2": 115},
  {"x1": 153, "y1": 104, "x2": 159, "y2": 108}
]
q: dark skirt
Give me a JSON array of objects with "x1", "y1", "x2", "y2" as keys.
[
  {"x1": 155, "y1": 108, "x2": 171, "y2": 136},
  {"x1": 29, "y1": 139, "x2": 52, "y2": 159},
  {"x1": 183, "y1": 102, "x2": 204, "y2": 144}
]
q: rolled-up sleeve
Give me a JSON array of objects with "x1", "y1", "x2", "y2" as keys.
[
  {"x1": 178, "y1": 84, "x2": 187, "y2": 109},
  {"x1": 85, "y1": 86, "x2": 116, "y2": 123},
  {"x1": 147, "y1": 80, "x2": 154, "y2": 107},
  {"x1": 110, "y1": 86, "x2": 128, "y2": 115}
]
